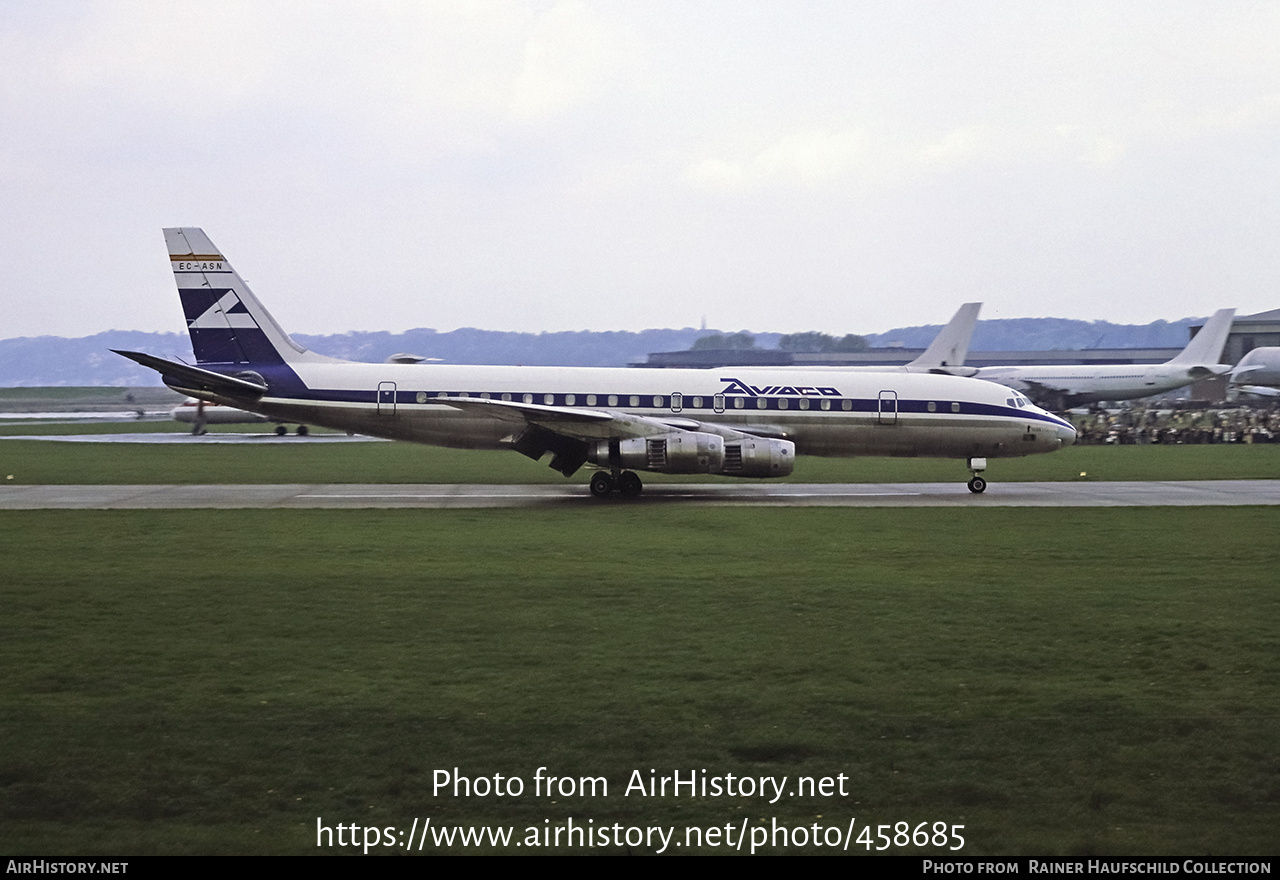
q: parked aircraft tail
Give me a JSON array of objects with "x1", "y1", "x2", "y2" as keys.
[
  {"x1": 165, "y1": 227, "x2": 316, "y2": 367},
  {"x1": 907, "y1": 302, "x2": 981, "y2": 373},
  {"x1": 1166, "y1": 308, "x2": 1235, "y2": 368}
]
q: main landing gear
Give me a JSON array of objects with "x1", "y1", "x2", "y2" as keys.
[
  {"x1": 966, "y1": 457, "x2": 987, "y2": 494},
  {"x1": 589, "y1": 470, "x2": 643, "y2": 499}
]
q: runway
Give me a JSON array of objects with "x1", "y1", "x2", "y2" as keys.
[{"x1": 3, "y1": 480, "x2": 1280, "y2": 509}]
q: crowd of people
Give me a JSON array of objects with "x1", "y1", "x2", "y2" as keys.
[{"x1": 1070, "y1": 403, "x2": 1280, "y2": 445}]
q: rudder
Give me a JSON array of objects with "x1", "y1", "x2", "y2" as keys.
[{"x1": 166, "y1": 228, "x2": 307, "y2": 366}]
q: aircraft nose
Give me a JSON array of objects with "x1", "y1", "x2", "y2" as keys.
[{"x1": 1058, "y1": 421, "x2": 1077, "y2": 447}]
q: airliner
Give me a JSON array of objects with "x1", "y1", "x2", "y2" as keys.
[
  {"x1": 171, "y1": 398, "x2": 309, "y2": 436},
  {"x1": 115, "y1": 229, "x2": 1075, "y2": 496},
  {"x1": 963, "y1": 309, "x2": 1237, "y2": 411},
  {"x1": 1228, "y1": 347, "x2": 1280, "y2": 397}
]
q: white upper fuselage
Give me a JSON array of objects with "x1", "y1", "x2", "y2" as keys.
[{"x1": 231, "y1": 356, "x2": 1076, "y2": 460}]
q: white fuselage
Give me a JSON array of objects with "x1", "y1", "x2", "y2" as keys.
[
  {"x1": 207, "y1": 359, "x2": 1076, "y2": 461},
  {"x1": 172, "y1": 399, "x2": 268, "y2": 425},
  {"x1": 1231, "y1": 348, "x2": 1280, "y2": 388},
  {"x1": 971, "y1": 363, "x2": 1226, "y2": 408}
]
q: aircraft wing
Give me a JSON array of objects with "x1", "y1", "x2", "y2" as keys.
[
  {"x1": 427, "y1": 395, "x2": 769, "y2": 441},
  {"x1": 113, "y1": 350, "x2": 268, "y2": 398}
]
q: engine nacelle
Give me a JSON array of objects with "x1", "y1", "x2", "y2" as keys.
[
  {"x1": 721, "y1": 437, "x2": 795, "y2": 477},
  {"x1": 586, "y1": 433, "x2": 794, "y2": 477},
  {"x1": 587, "y1": 432, "x2": 726, "y2": 474}
]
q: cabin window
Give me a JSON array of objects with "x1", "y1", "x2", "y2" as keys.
[
  {"x1": 586, "y1": 394, "x2": 596, "y2": 405},
  {"x1": 798, "y1": 398, "x2": 809, "y2": 410},
  {"x1": 842, "y1": 400, "x2": 852, "y2": 411},
  {"x1": 523, "y1": 393, "x2": 533, "y2": 404},
  {"x1": 820, "y1": 399, "x2": 830, "y2": 411},
  {"x1": 480, "y1": 392, "x2": 490, "y2": 400},
  {"x1": 608, "y1": 395, "x2": 618, "y2": 406},
  {"x1": 565, "y1": 394, "x2": 575, "y2": 405},
  {"x1": 951, "y1": 402, "x2": 960, "y2": 413},
  {"x1": 778, "y1": 398, "x2": 789, "y2": 410},
  {"x1": 653, "y1": 396, "x2": 664, "y2": 408},
  {"x1": 629, "y1": 395, "x2": 639, "y2": 407},
  {"x1": 927, "y1": 401, "x2": 936, "y2": 412},
  {"x1": 692, "y1": 396, "x2": 703, "y2": 408},
  {"x1": 502, "y1": 393, "x2": 512, "y2": 401},
  {"x1": 757, "y1": 398, "x2": 768, "y2": 410},
  {"x1": 734, "y1": 397, "x2": 745, "y2": 409},
  {"x1": 542, "y1": 394, "x2": 553, "y2": 405}
]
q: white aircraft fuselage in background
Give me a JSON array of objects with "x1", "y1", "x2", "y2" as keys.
[
  {"x1": 1230, "y1": 347, "x2": 1280, "y2": 392},
  {"x1": 965, "y1": 309, "x2": 1237, "y2": 410},
  {"x1": 172, "y1": 398, "x2": 267, "y2": 425},
  {"x1": 115, "y1": 228, "x2": 1075, "y2": 496}
]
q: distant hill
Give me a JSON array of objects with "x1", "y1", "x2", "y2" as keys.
[
  {"x1": 865, "y1": 316, "x2": 1200, "y2": 351},
  {"x1": 0, "y1": 327, "x2": 712, "y2": 386},
  {"x1": 0, "y1": 317, "x2": 1206, "y2": 386}
]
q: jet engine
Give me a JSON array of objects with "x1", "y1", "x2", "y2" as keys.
[
  {"x1": 587, "y1": 432, "x2": 725, "y2": 474},
  {"x1": 586, "y1": 433, "x2": 795, "y2": 477},
  {"x1": 721, "y1": 437, "x2": 795, "y2": 477}
]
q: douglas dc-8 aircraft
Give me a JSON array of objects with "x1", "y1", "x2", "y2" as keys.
[{"x1": 115, "y1": 228, "x2": 1075, "y2": 496}]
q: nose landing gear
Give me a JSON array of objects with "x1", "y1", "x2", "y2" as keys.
[{"x1": 967, "y1": 457, "x2": 987, "y2": 494}]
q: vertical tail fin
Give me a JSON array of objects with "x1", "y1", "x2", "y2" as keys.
[
  {"x1": 1167, "y1": 308, "x2": 1235, "y2": 366},
  {"x1": 907, "y1": 302, "x2": 981, "y2": 370},
  {"x1": 166, "y1": 228, "x2": 309, "y2": 366}
]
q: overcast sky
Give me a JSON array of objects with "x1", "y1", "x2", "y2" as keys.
[{"x1": 3, "y1": 1, "x2": 1279, "y2": 339}]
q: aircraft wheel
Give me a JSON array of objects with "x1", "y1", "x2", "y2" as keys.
[
  {"x1": 968, "y1": 476, "x2": 987, "y2": 494},
  {"x1": 275, "y1": 425, "x2": 287, "y2": 436},
  {"x1": 296, "y1": 425, "x2": 309, "y2": 436},
  {"x1": 589, "y1": 472, "x2": 615, "y2": 498},
  {"x1": 618, "y1": 471, "x2": 643, "y2": 498}
]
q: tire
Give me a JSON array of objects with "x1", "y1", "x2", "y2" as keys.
[
  {"x1": 618, "y1": 471, "x2": 643, "y2": 498},
  {"x1": 296, "y1": 425, "x2": 309, "y2": 436},
  {"x1": 968, "y1": 476, "x2": 987, "y2": 494},
  {"x1": 589, "y1": 472, "x2": 614, "y2": 498},
  {"x1": 275, "y1": 425, "x2": 287, "y2": 436}
]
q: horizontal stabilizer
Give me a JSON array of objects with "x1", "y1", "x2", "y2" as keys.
[{"x1": 112, "y1": 350, "x2": 268, "y2": 398}]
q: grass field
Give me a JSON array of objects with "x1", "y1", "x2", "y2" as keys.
[
  {"x1": 1, "y1": 507, "x2": 1277, "y2": 855},
  {"x1": 2, "y1": 430, "x2": 1280, "y2": 485}
]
